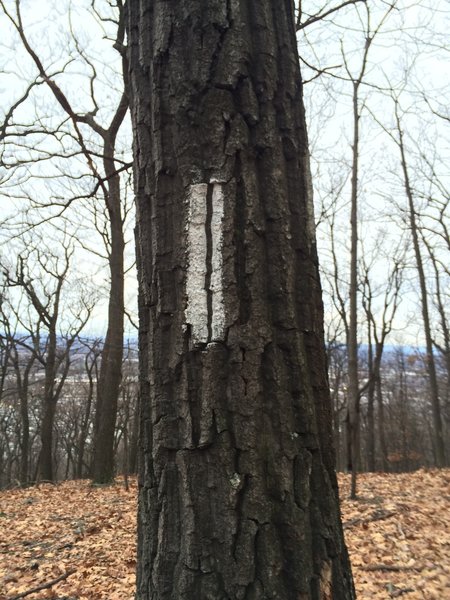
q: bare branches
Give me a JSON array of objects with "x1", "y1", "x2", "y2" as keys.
[
  {"x1": 0, "y1": 0, "x2": 132, "y2": 226},
  {"x1": 0, "y1": 77, "x2": 45, "y2": 141},
  {"x1": 1, "y1": 0, "x2": 109, "y2": 196},
  {"x1": 421, "y1": 93, "x2": 450, "y2": 123},
  {"x1": 296, "y1": 0, "x2": 367, "y2": 31},
  {"x1": 299, "y1": 55, "x2": 343, "y2": 84}
]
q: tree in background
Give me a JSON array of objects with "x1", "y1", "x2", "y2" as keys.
[
  {"x1": 360, "y1": 240, "x2": 404, "y2": 471},
  {"x1": 0, "y1": 0, "x2": 132, "y2": 483},
  {"x1": 372, "y1": 91, "x2": 448, "y2": 467},
  {"x1": 299, "y1": 0, "x2": 449, "y2": 474},
  {"x1": 1, "y1": 236, "x2": 94, "y2": 481}
]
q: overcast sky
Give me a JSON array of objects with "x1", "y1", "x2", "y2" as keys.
[{"x1": 1, "y1": 0, "x2": 449, "y2": 348}]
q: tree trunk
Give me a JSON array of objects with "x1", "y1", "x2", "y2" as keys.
[
  {"x1": 425, "y1": 242, "x2": 450, "y2": 441},
  {"x1": 395, "y1": 104, "x2": 446, "y2": 467},
  {"x1": 90, "y1": 13, "x2": 129, "y2": 484},
  {"x1": 376, "y1": 374, "x2": 388, "y2": 471},
  {"x1": 76, "y1": 366, "x2": 95, "y2": 479},
  {"x1": 128, "y1": 2, "x2": 355, "y2": 599},
  {"x1": 128, "y1": 393, "x2": 139, "y2": 475},
  {"x1": 39, "y1": 330, "x2": 57, "y2": 482},
  {"x1": 92, "y1": 137, "x2": 125, "y2": 484},
  {"x1": 13, "y1": 349, "x2": 33, "y2": 486},
  {"x1": 347, "y1": 79, "x2": 360, "y2": 499},
  {"x1": 39, "y1": 399, "x2": 56, "y2": 482},
  {"x1": 19, "y1": 386, "x2": 30, "y2": 485},
  {"x1": 366, "y1": 328, "x2": 375, "y2": 472}
]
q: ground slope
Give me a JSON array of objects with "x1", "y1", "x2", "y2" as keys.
[{"x1": 0, "y1": 470, "x2": 449, "y2": 599}]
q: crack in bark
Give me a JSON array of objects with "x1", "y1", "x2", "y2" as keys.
[
  {"x1": 233, "y1": 152, "x2": 251, "y2": 324},
  {"x1": 207, "y1": 5, "x2": 232, "y2": 88},
  {"x1": 187, "y1": 350, "x2": 202, "y2": 447},
  {"x1": 231, "y1": 473, "x2": 250, "y2": 559},
  {"x1": 205, "y1": 183, "x2": 214, "y2": 343}
]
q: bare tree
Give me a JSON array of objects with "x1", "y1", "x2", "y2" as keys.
[
  {"x1": 2, "y1": 237, "x2": 94, "y2": 481},
  {"x1": 386, "y1": 97, "x2": 447, "y2": 467},
  {"x1": 339, "y1": 0, "x2": 398, "y2": 497},
  {"x1": 360, "y1": 238, "x2": 405, "y2": 470},
  {"x1": 0, "y1": 0, "x2": 132, "y2": 483},
  {"x1": 0, "y1": 295, "x2": 39, "y2": 485},
  {"x1": 76, "y1": 338, "x2": 101, "y2": 478}
]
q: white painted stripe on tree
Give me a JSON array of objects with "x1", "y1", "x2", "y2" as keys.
[
  {"x1": 186, "y1": 183, "x2": 209, "y2": 344},
  {"x1": 210, "y1": 183, "x2": 225, "y2": 341},
  {"x1": 186, "y1": 182, "x2": 225, "y2": 345},
  {"x1": 303, "y1": 149, "x2": 316, "y2": 248}
]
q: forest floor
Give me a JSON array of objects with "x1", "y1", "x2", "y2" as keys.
[{"x1": 0, "y1": 469, "x2": 449, "y2": 599}]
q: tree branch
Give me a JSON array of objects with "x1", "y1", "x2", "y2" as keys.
[
  {"x1": 297, "y1": 0, "x2": 366, "y2": 31},
  {"x1": 7, "y1": 568, "x2": 76, "y2": 600}
]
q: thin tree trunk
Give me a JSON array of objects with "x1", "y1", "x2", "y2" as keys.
[
  {"x1": 376, "y1": 374, "x2": 388, "y2": 471},
  {"x1": 128, "y1": 393, "x2": 139, "y2": 475},
  {"x1": 13, "y1": 348, "x2": 34, "y2": 486},
  {"x1": 395, "y1": 104, "x2": 446, "y2": 467},
  {"x1": 343, "y1": 1, "x2": 394, "y2": 495},
  {"x1": 19, "y1": 387, "x2": 30, "y2": 485},
  {"x1": 348, "y1": 79, "x2": 360, "y2": 499},
  {"x1": 39, "y1": 330, "x2": 57, "y2": 481},
  {"x1": 92, "y1": 136, "x2": 126, "y2": 484},
  {"x1": 76, "y1": 362, "x2": 95, "y2": 479},
  {"x1": 366, "y1": 326, "x2": 375, "y2": 471}
]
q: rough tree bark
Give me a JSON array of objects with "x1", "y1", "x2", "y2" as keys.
[{"x1": 128, "y1": 1, "x2": 355, "y2": 599}]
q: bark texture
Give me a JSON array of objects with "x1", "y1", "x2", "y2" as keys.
[{"x1": 128, "y1": 1, "x2": 355, "y2": 598}]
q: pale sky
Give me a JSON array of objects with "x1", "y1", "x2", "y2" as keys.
[{"x1": 1, "y1": 0, "x2": 449, "y2": 348}]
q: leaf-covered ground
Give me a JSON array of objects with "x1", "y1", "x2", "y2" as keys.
[
  {"x1": 0, "y1": 470, "x2": 449, "y2": 599},
  {"x1": 339, "y1": 470, "x2": 450, "y2": 598}
]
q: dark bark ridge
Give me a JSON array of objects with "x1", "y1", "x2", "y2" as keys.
[{"x1": 128, "y1": 1, "x2": 355, "y2": 599}]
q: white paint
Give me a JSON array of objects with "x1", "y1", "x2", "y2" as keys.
[
  {"x1": 230, "y1": 472, "x2": 241, "y2": 489},
  {"x1": 210, "y1": 183, "x2": 225, "y2": 341},
  {"x1": 303, "y1": 149, "x2": 316, "y2": 248},
  {"x1": 186, "y1": 184, "x2": 209, "y2": 344},
  {"x1": 185, "y1": 182, "x2": 225, "y2": 345}
]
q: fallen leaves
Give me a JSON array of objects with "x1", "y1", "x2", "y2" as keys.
[
  {"x1": 0, "y1": 470, "x2": 448, "y2": 598},
  {"x1": 0, "y1": 480, "x2": 136, "y2": 599},
  {"x1": 339, "y1": 469, "x2": 450, "y2": 598}
]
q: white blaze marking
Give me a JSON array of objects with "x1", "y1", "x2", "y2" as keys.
[
  {"x1": 186, "y1": 182, "x2": 225, "y2": 345},
  {"x1": 210, "y1": 183, "x2": 225, "y2": 341},
  {"x1": 303, "y1": 149, "x2": 316, "y2": 247},
  {"x1": 186, "y1": 184, "x2": 209, "y2": 344}
]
